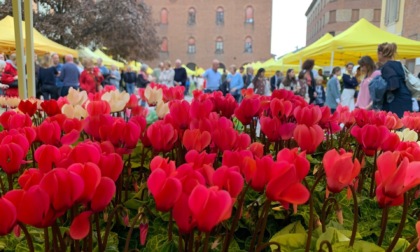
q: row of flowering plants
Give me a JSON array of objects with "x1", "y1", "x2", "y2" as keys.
[{"x1": 1, "y1": 83, "x2": 420, "y2": 251}]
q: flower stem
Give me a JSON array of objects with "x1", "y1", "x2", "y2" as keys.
[
  {"x1": 44, "y1": 227, "x2": 49, "y2": 252},
  {"x1": 7, "y1": 174, "x2": 13, "y2": 191},
  {"x1": 53, "y1": 221, "x2": 66, "y2": 251},
  {"x1": 317, "y1": 240, "x2": 333, "y2": 252},
  {"x1": 369, "y1": 151, "x2": 378, "y2": 198},
  {"x1": 221, "y1": 184, "x2": 249, "y2": 252},
  {"x1": 168, "y1": 210, "x2": 173, "y2": 242},
  {"x1": 202, "y1": 232, "x2": 210, "y2": 252},
  {"x1": 95, "y1": 213, "x2": 103, "y2": 252},
  {"x1": 404, "y1": 237, "x2": 419, "y2": 252},
  {"x1": 123, "y1": 211, "x2": 143, "y2": 252},
  {"x1": 386, "y1": 193, "x2": 409, "y2": 252},
  {"x1": 18, "y1": 222, "x2": 34, "y2": 252},
  {"x1": 188, "y1": 231, "x2": 194, "y2": 252},
  {"x1": 102, "y1": 205, "x2": 124, "y2": 248},
  {"x1": 256, "y1": 200, "x2": 271, "y2": 247},
  {"x1": 349, "y1": 185, "x2": 358, "y2": 247},
  {"x1": 320, "y1": 197, "x2": 338, "y2": 233},
  {"x1": 305, "y1": 172, "x2": 325, "y2": 252},
  {"x1": 377, "y1": 206, "x2": 389, "y2": 246}
]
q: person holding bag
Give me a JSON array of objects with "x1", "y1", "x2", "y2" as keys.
[
  {"x1": 377, "y1": 42, "x2": 412, "y2": 118},
  {"x1": 80, "y1": 58, "x2": 104, "y2": 94}
]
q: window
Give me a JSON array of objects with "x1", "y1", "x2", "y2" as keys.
[
  {"x1": 187, "y1": 37, "x2": 196, "y2": 54},
  {"x1": 244, "y1": 37, "x2": 253, "y2": 53},
  {"x1": 329, "y1": 10, "x2": 336, "y2": 23},
  {"x1": 245, "y1": 6, "x2": 254, "y2": 24},
  {"x1": 161, "y1": 37, "x2": 168, "y2": 52},
  {"x1": 160, "y1": 8, "x2": 168, "y2": 25},
  {"x1": 215, "y1": 37, "x2": 224, "y2": 54},
  {"x1": 351, "y1": 9, "x2": 359, "y2": 22},
  {"x1": 373, "y1": 9, "x2": 381, "y2": 22},
  {"x1": 385, "y1": 0, "x2": 400, "y2": 25},
  {"x1": 188, "y1": 7, "x2": 196, "y2": 25},
  {"x1": 216, "y1": 7, "x2": 224, "y2": 25}
]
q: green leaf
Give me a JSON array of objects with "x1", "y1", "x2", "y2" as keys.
[
  {"x1": 269, "y1": 233, "x2": 307, "y2": 252},
  {"x1": 272, "y1": 221, "x2": 306, "y2": 238},
  {"x1": 124, "y1": 198, "x2": 144, "y2": 210},
  {"x1": 315, "y1": 227, "x2": 350, "y2": 249},
  {"x1": 15, "y1": 242, "x2": 44, "y2": 252},
  {"x1": 331, "y1": 240, "x2": 384, "y2": 252},
  {"x1": 393, "y1": 238, "x2": 410, "y2": 252}
]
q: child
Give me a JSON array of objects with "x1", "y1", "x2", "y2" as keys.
[{"x1": 313, "y1": 76, "x2": 326, "y2": 107}]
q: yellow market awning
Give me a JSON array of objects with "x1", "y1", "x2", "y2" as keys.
[
  {"x1": 93, "y1": 49, "x2": 125, "y2": 68},
  {"x1": 0, "y1": 16, "x2": 78, "y2": 57},
  {"x1": 287, "y1": 18, "x2": 420, "y2": 66}
]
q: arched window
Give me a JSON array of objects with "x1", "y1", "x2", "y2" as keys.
[
  {"x1": 188, "y1": 7, "x2": 196, "y2": 25},
  {"x1": 161, "y1": 37, "x2": 168, "y2": 52},
  {"x1": 244, "y1": 36, "x2": 253, "y2": 53},
  {"x1": 216, "y1": 7, "x2": 224, "y2": 25},
  {"x1": 160, "y1": 8, "x2": 168, "y2": 24},
  {"x1": 245, "y1": 6, "x2": 254, "y2": 24},
  {"x1": 215, "y1": 37, "x2": 224, "y2": 54},
  {"x1": 188, "y1": 37, "x2": 196, "y2": 54}
]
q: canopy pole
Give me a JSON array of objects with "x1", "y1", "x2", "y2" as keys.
[
  {"x1": 299, "y1": 59, "x2": 302, "y2": 68},
  {"x1": 24, "y1": 0, "x2": 35, "y2": 98},
  {"x1": 12, "y1": 0, "x2": 27, "y2": 99},
  {"x1": 330, "y1": 51, "x2": 335, "y2": 72}
]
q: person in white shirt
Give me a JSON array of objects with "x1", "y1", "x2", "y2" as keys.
[{"x1": 159, "y1": 60, "x2": 175, "y2": 87}]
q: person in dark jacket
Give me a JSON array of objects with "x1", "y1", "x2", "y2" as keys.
[
  {"x1": 243, "y1": 66, "x2": 254, "y2": 88},
  {"x1": 173, "y1": 59, "x2": 188, "y2": 94},
  {"x1": 302, "y1": 59, "x2": 316, "y2": 104},
  {"x1": 38, "y1": 54, "x2": 58, "y2": 100},
  {"x1": 123, "y1": 66, "x2": 137, "y2": 94},
  {"x1": 270, "y1": 71, "x2": 282, "y2": 92},
  {"x1": 341, "y1": 62, "x2": 359, "y2": 111},
  {"x1": 377, "y1": 42, "x2": 412, "y2": 118}
]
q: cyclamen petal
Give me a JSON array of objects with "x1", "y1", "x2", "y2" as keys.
[{"x1": 70, "y1": 211, "x2": 93, "y2": 240}]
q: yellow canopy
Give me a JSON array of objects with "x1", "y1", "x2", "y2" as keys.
[
  {"x1": 0, "y1": 16, "x2": 78, "y2": 57},
  {"x1": 195, "y1": 67, "x2": 205, "y2": 76},
  {"x1": 78, "y1": 47, "x2": 99, "y2": 60},
  {"x1": 93, "y1": 49, "x2": 125, "y2": 68},
  {"x1": 287, "y1": 18, "x2": 420, "y2": 66},
  {"x1": 282, "y1": 33, "x2": 334, "y2": 65}
]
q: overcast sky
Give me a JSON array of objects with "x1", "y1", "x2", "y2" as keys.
[{"x1": 271, "y1": 0, "x2": 312, "y2": 57}]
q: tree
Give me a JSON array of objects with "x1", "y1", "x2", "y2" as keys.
[{"x1": 0, "y1": 0, "x2": 160, "y2": 60}]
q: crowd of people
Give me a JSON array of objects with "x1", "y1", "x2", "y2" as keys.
[{"x1": 0, "y1": 42, "x2": 418, "y2": 118}]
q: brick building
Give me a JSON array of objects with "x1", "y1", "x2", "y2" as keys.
[
  {"x1": 141, "y1": 0, "x2": 272, "y2": 70},
  {"x1": 401, "y1": 0, "x2": 420, "y2": 74},
  {"x1": 305, "y1": 0, "x2": 382, "y2": 45}
]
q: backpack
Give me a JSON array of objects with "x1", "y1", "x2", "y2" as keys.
[
  {"x1": 369, "y1": 75, "x2": 387, "y2": 110},
  {"x1": 401, "y1": 63, "x2": 420, "y2": 98}
]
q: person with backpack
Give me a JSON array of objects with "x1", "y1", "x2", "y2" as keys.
[
  {"x1": 377, "y1": 42, "x2": 412, "y2": 118},
  {"x1": 356, "y1": 56, "x2": 381, "y2": 110}
]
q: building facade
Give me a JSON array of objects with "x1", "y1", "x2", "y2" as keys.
[
  {"x1": 306, "y1": 0, "x2": 382, "y2": 45},
  {"x1": 141, "y1": 0, "x2": 272, "y2": 70}
]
